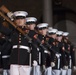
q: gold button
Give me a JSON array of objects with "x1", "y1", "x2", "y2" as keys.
[
  {"x1": 19, "y1": 41, "x2": 21, "y2": 43},
  {"x1": 19, "y1": 38, "x2": 21, "y2": 40},
  {"x1": 19, "y1": 35, "x2": 21, "y2": 37}
]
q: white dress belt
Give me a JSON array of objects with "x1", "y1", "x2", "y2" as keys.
[
  {"x1": 2, "y1": 55, "x2": 10, "y2": 58},
  {"x1": 12, "y1": 45, "x2": 30, "y2": 52}
]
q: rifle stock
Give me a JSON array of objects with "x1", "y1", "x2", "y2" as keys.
[{"x1": 0, "y1": 5, "x2": 10, "y2": 13}]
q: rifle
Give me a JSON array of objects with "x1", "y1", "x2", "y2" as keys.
[{"x1": 0, "y1": 5, "x2": 10, "y2": 13}]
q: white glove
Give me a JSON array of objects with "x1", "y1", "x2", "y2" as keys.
[
  {"x1": 33, "y1": 60, "x2": 38, "y2": 66},
  {"x1": 63, "y1": 66, "x2": 68, "y2": 70},
  {"x1": 44, "y1": 50, "x2": 50, "y2": 55},
  {"x1": 7, "y1": 12, "x2": 14, "y2": 21},
  {"x1": 51, "y1": 62, "x2": 55, "y2": 67},
  {"x1": 73, "y1": 66, "x2": 76, "y2": 70},
  {"x1": 56, "y1": 53, "x2": 61, "y2": 58}
]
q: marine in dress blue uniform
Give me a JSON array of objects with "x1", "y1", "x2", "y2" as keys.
[
  {"x1": 26, "y1": 17, "x2": 42, "y2": 75},
  {"x1": 0, "y1": 11, "x2": 32, "y2": 75},
  {"x1": 37, "y1": 23, "x2": 52, "y2": 75}
]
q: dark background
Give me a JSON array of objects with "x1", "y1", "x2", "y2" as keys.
[{"x1": 0, "y1": 0, "x2": 43, "y2": 23}]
